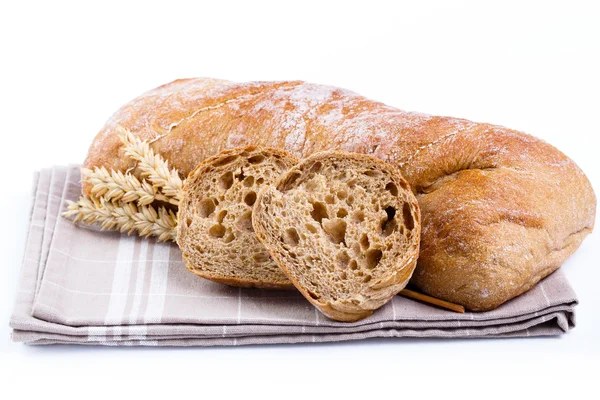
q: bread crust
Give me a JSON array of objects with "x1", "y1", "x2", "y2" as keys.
[{"x1": 83, "y1": 78, "x2": 597, "y2": 311}]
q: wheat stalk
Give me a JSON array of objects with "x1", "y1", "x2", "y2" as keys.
[
  {"x1": 116, "y1": 126, "x2": 183, "y2": 202},
  {"x1": 61, "y1": 126, "x2": 183, "y2": 241},
  {"x1": 63, "y1": 196, "x2": 178, "y2": 242}
]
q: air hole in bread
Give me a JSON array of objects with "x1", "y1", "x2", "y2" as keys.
[
  {"x1": 306, "y1": 223, "x2": 318, "y2": 234},
  {"x1": 217, "y1": 210, "x2": 227, "y2": 223},
  {"x1": 307, "y1": 290, "x2": 320, "y2": 300},
  {"x1": 323, "y1": 218, "x2": 347, "y2": 245},
  {"x1": 253, "y1": 253, "x2": 270, "y2": 263},
  {"x1": 363, "y1": 275, "x2": 372, "y2": 283},
  {"x1": 366, "y1": 249, "x2": 383, "y2": 269},
  {"x1": 243, "y1": 176, "x2": 255, "y2": 187},
  {"x1": 185, "y1": 217, "x2": 192, "y2": 227},
  {"x1": 338, "y1": 270, "x2": 347, "y2": 280},
  {"x1": 236, "y1": 211, "x2": 254, "y2": 232},
  {"x1": 347, "y1": 195, "x2": 355, "y2": 205},
  {"x1": 352, "y1": 210, "x2": 364, "y2": 223},
  {"x1": 381, "y1": 206, "x2": 397, "y2": 237},
  {"x1": 223, "y1": 232, "x2": 235, "y2": 243},
  {"x1": 337, "y1": 190, "x2": 348, "y2": 200},
  {"x1": 310, "y1": 162, "x2": 322, "y2": 173},
  {"x1": 248, "y1": 154, "x2": 265, "y2": 164},
  {"x1": 359, "y1": 233, "x2": 370, "y2": 250},
  {"x1": 256, "y1": 177, "x2": 264, "y2": 185},
  {"x1": 283, "y1": 171, "x2": 301, "y2": 189},
  {"x1": 402, "y1": 203, "x2": 414, "y2": 230},
  {"x1": 385, "y1": 182, "x2": 398, "y2": 196},
  {"x1": 337, "y1": 208, "x2": 348, "y2": 218},
  {"x1": 305, "y1": 180, "x2": 318, "y2": 192},
  {"x1": 399, "y1": 180, "x2": 410, "y2": 190},
  {"x1": 244, "y1": 191, "x2": 257, "y2": 206},
  {"x1": 283, "y1": 228, "x2": 300, "y2": 247},
  {"x1": 336, "y1": 251, "x2": 350, "y2": 269},
  {"x1": 348, "y1": 259, "x2": 358, "y2": 270},
  {"x1": 325, "y1": 194, "x2": 335, "y2": 204},
  {"x1": 219, "y1": 171, "x2": 234, "y2": 190},
  {"x1": 214, "y1": 155, "x2": 237, "y2": 167},
  {"x1": 198, "y1": 198, "x2": 216, "y2": 218},
  {"x1": 235, "y1": 169, "x2": 245, "y2": 181},
  {"x1": 208, "y1": 224, "x2": 226, "y2": 238},
  {"x1": 275, "y1": 160, "x2": 287, "y2": 170},
  {"x1": 364, "y1": 169, "x2": 381, "y2": 177},
  {"x1": 310, "y1": 201, "x2": 328, "y2": 223}
]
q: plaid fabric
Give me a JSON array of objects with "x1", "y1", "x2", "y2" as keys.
[{"x1": 10, "y1": 166, "x2": 578, "y2": 346}]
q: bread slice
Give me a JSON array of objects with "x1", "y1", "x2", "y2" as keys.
[
  {"x1": 253, "y1": 151, "x2": 421, "y2": 322},
  {"x1": 177, "y1": 146, "x2": 298, "y2": 289}
]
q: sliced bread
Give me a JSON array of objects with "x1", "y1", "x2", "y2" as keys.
[
  {"x1": 253, "y1": 151, "x2": 421, "y2": 322},
  {"x1": 177, "y1": 146, "x2": 298, "y2": 289}
]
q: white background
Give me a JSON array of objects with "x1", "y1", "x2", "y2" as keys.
[{"x1": 1, "y1": 1, "x2": 599, "y2": 398}]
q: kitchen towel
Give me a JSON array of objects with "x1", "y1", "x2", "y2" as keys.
[{"x1": 10, "y1": 166, "x2": 578, "y2": 346}]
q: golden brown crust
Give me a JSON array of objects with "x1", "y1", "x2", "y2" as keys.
[{"x1": 84, "y1": 78, "x2": 597, "y2": 311}]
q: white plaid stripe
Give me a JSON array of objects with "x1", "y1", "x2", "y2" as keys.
[
  {"x1": 129, "y1": 239, "x2": 149, "y2": 324},
  {"x1": 104, "y1": 236, "x2": 135, "y2": 325},
  {"x1": 143, "y1": 242, "x2": 170, "y2": 323}
]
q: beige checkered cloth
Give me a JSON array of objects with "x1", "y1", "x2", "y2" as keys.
[{"x1": 10, "y1": 166, "x2": 578, "y2": 346}]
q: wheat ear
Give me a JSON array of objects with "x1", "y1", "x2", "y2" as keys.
[
  {"x1": 84, "y1": 166, "x2": 178, "y2": 206},
  {"x1": 116, "y1": 126, "x2": 183, "y2": 202},
  {"x1": 63, "y1": 197, "x2": 177, "y2": 242}
]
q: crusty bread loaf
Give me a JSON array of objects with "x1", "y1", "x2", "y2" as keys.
[
  {"x1": 177, "y1": 146, "x2": 298, "y2": 289},
  {"x1": 253, "y1": 151, "x2": 420, "y2": 322},
  {"x1": 83, "y1": 78, "x2": 596, "y2": 311}
]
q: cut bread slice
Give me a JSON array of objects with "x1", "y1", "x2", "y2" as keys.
[
  {"x1": 253, "y1": 151, "x2": 421, "y2": 322},
  {"x1": 177, "y1": 146, "x2": 298, "y2": 289}
]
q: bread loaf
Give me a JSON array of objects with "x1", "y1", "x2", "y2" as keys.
[
  {"x1": 253, "y1": 151, "x2": 421, "y2": 322},
  {"x1": 83, "y1": 78, "x2": 596, "y2": 311},
  {"x1": 176, "y1": 146, "x2": 298, "y2": 289}
]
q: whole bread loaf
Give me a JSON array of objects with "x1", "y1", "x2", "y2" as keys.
[
  {"x1": 83, "y1": 78, "x2": 597, "y2": 311},
  {"x1": 253, "y1": 151, "x2": 421, "y2": 322}
]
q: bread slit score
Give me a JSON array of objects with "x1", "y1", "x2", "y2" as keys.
[
  {"x1": 84, "y1": 78, "x2": 596, "y2": 311},
  {"x1": 177, "y1": 146, "x2": 298, "y2": 289},
  {"x1": 253, "y1": 151, "x2": 421, "y2": 322}
]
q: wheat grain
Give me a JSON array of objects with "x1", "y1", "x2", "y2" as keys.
[{"x1": 116, "y1": 126, "x2": 183, "y2": 202}]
